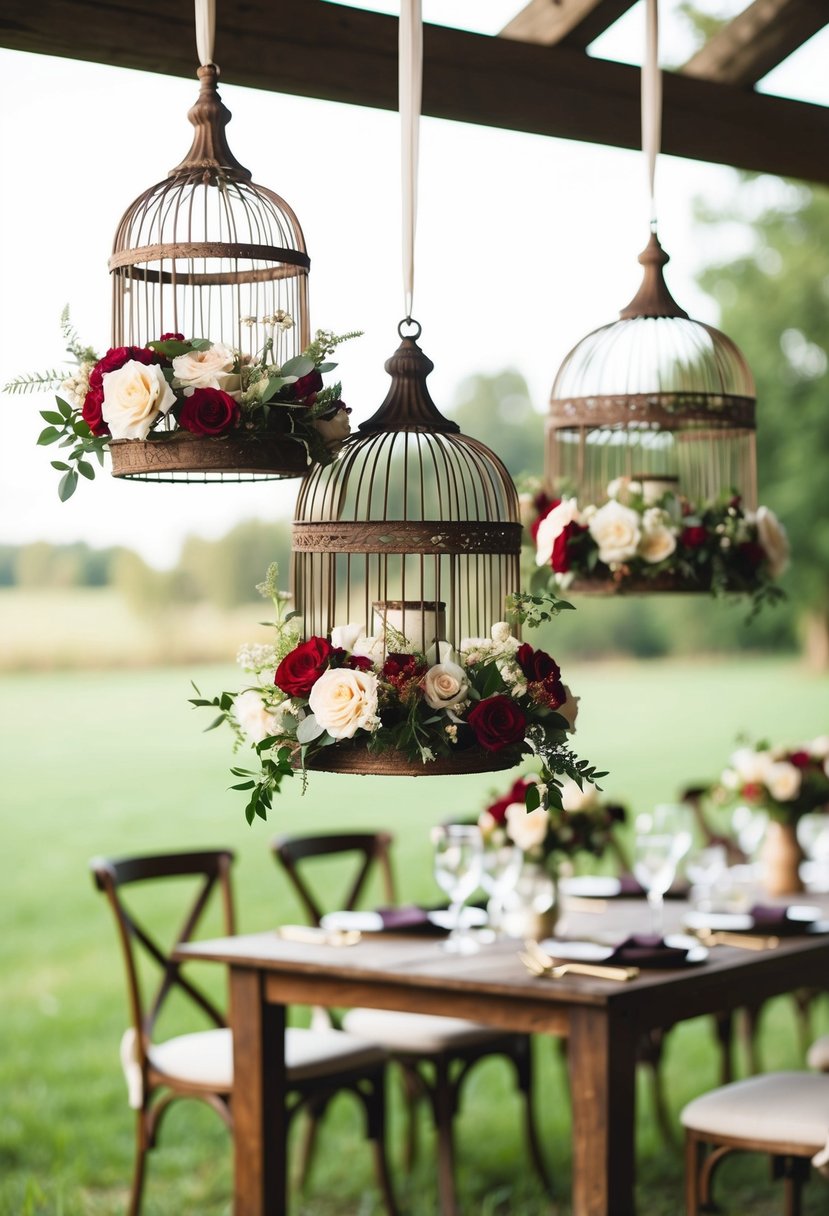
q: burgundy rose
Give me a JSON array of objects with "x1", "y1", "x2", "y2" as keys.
[
  {"x1": 736, "y1": 541, "x2": 766, "y2": 569},
  {"x1": 680, "y1": 525, "x2": 708, "y2": 549},
  {"x1": 551, "y1": 521, "x2": 587, "y2": 574},
  {"x1": 346, "y1": 654, "x2": 373, "y2": 672},
  {"x1": 467, "y1": 695, "x2": 527, "y2": 753},
  {"x1": 382, "y1": 653, "x2": 427, "y2": 701},
  {"x1": 178, "y1": 387, "x2": 240, "y2": 436},
  {"x1": 274, "y1": 636, "x2": 334, "y2": 697},
  {"x1": 159, "y1": 332, "x2": 186, "y2": 342},
  {"x1": 516, "y1": 643, "x2": 565, "y2": 710},
  {"x1": 487, "y1": 776, "x2": 535, "y2": 824},
  {"x1": 82, "y1": 387, "x2": 108, "y2": 436},
  {"x1": 790, "y1": 750, "x2": 812, "y2": 769},
  {"x1": 292, "y1": 370, "x2": 324, "y2": 403}
]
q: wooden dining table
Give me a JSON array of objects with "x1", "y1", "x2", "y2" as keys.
[{"x1": 174, "y1": 895, "x2": 829, "y2": 1216}]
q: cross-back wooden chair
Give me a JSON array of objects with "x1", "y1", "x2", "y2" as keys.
[
  {"x1": 91, "y1": 848, "x2": 398, "y2": 1216},
  {"x1": 270, "y1": 831, "x2": 553, "y2": 1216}
]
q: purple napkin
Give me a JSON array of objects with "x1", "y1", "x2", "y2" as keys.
[
  {"x1": 376, "y1": 905, "x2": 446, "y2": 935},
  {"x1": 616, "y1": 875, "x2": 690, "y2": 900},
  {"x1": 749, "y1": 904, "x2": 812, "y2": 935},
  {"x1": 607, "y1": 934, "x2": 691, "y2": 968}
]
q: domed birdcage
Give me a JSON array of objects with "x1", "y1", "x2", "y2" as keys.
[
  {"x1": 107, "y1": 61, "x2": 315, "y2": 481},
  {"x1": 292, "y1": 322, "x2": 524, "y2": 776},
  {"x1": 547, "y1": 233, "x2": 757, "y2": 514}
]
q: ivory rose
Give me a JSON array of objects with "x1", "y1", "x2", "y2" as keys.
[
  {"x1": 308, "y1": 668, "x2": 379, "y2": 739},
  {"x1": 535, "y1": 497, "x2": 580, "y2": 568},
  {"x1": 588, "y1": 500, "x2": 641, "y2": 565},
  {"x1": 234, "y1": 689, "x2": 289, "y2": 744},
  {"x1": 172, "y1": 343, "x2": 240, "y2": 397},
  {"x1": 505, "y1": 803, "x2": 550, "y2": 852},
  {"x1": 559, "y1": 778, "x2": 599, "y2": 813},
  {"x1": 764, "y1": 761, "x2": 802, "y2": 802},
  {"x1": 101, "y1": 360, "x2": 176, "y2": 440},
  {"x1": 638, "y1": 523, "x2": 677, "y2": 564},
  {"x1": 755, "y1": 506, "x2": 790, "y2": 579},
  {"x1": 423, "y1": 661, "x2": 468, "y2": 710}
]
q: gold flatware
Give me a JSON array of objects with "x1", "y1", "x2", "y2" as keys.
[
  {"x1": 693, "y1": 928, "x2": 779, "y2": 951},
  {"x1": 563, "y1": 895, "x2": 609, "y2": 914},
  {"x1": 276, "y1": 924, "x2": 362, "y2": 947},
  {"x1": 520, "y1": 940, "x2": 639, "y2": 982}
]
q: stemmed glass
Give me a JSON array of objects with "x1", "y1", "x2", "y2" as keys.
[
  {"x1": 432, "y1": 825, "x2": 484, "y2": 954},
  {"x1": 797, "y1": 813, "x2": 829, "y2": 891},
  {"x1": 732, "y1": 805, "x2": 770, "y2": 865},
  {"x1": 633, "y1": 832, "x2": 678, "y2": 938},
  {"x1": 479, "y1": 842, "x2": 523, "y2": 937}
]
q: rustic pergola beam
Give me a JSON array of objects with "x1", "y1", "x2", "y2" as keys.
[
  {"x1": 1, "y1": 0, "x2": 828, "y2": 184},
  {"x1": 682, "y1": 0, "x2": 828, "y2": 87},
  {"x1": 499, "y1": 0, "x2": 637, "y2": 51}
]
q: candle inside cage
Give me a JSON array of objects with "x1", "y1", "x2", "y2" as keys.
[{"x1": 372, "y1": 600, "x2": 447, "y2": 658}]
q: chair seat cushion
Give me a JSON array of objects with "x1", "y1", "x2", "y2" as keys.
[
  {"x1": 808, "y1": 1035, "x2": 829, "y2": 1072},
  {"x1": 147, "y1": 1026, "x2": 385, "y2": 1089},
  {"x1": 341, "y1": 1007, "x2": 506, "y2": 1053},
  {"x1": 681, "y1": 1071, "x2": 829, "y2": 1151}
]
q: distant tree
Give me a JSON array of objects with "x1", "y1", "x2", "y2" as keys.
[
  {"x1": 179, "y1": 519, "x2": 292, "y2": 609},
  {"x1": 448, "y1": 370, "x2": 545, "y2": 480},
  {"x1": 695, "y1": 182, "x2": 829, "y2": 666}
]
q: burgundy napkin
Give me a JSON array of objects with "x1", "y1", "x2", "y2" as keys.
[
  {"x1": 616, "y1": 875, "x2": 690, "y2": 901},
  {"x1": 606, "y1": 934, "x2": 691, "y2": 968},
  {"x1": 376, "y1": 905, "x2": 446, "y2": 935},
  {"x1": 749, "y1": 904, "x2": 813, "y2": 935}
]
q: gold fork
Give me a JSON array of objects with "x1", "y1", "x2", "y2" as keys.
[
  {"x1": 693, "y1": 927, "x2": 780, "y2": 951},
  {"x1": 520, "y1": 940, "x2": 638, "y2": 982}
]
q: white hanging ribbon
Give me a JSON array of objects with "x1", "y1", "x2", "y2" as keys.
[
  {"x1": 195, "y1": 0, "x2": 216, "y2": 67},
  {"x1": 400, "y1": 0, "x2": 422, "y2": 321},
  {"x1": 641, "y1": 0, "x2": 661, "y2": 230}
]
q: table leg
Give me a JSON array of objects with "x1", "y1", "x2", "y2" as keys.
[
  {"x1": 230, "y1": 966, "x2": 288, "y2": 1216},
  {"x1": 568, "y1": 1006, "x2": 637, "y2": 1216}
]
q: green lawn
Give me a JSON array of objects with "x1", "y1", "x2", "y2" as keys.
[{"x1": 1, "y1": 657, "x2": 828, "y2": 1214}]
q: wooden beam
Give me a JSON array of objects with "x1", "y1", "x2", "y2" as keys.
[
  {"x1": 682, "y1": 0, "x2": 829, "y2": 87},
  {"x1": 499, "y1": 0, "x2": 637, "y2": 50},
  {"x1": 2, "y1": 1, "x2": 829, "y2": 184}
]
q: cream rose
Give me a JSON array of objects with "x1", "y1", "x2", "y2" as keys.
[
  {"x1": 557, "y1": 684, "x2": 579, "y2": 732},
  {"x1": 330, "y1": 622, "x2": 365, "y2": 652},
  {"x1": 234, "y1": 689, "x2": 289, "y2": 744},
  {"x1": 423, "y1": 661, "x2": 468, "y2": 710},
  {"x1": 308, "y1": 668, "x2": 379, "y2": 739},
  {"x1": 765, "y1": 761, "x2": 802, "y2": 802},
  {"x1": 638, "y1": 523, "x2": 677, "y2": 564},
  {"x1": 101, "y1": 361, "x2": 176, "y2": 440},
  {"x1": 729, "y1": 746, "x2": 773, "y2": 785},
  {"x1": 535, "y1": 497, "x2": 580, "y2": 568},
  {"x1": 755, "y1": 506, "x2": 790, "y2": 579},
  {"x1": 809, "y1": 736, "x2": 829, "y2": 761},
  {"x1": 313, "y1": 407, "x2": 351, "y2": 451},
  {"x1": 559, "y1": 778, "x2": 599, "y2": 813},
  {"x1": 506, "y1": 803, "x2": 549, "y2": 852},
  {"x1": 172, "y1": 342, "x2": 236, "y2": 390},
  {"x1": 588, "y1": 500, "x2": 641, "y2": 565}
]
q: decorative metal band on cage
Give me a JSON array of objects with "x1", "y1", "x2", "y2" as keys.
[
  {"x1": 291, "y1": 326, "x2": 524, "y2": 776},
  {"x1": 546, "y1": 234, "x2": 757, "y2": 511},
  {"x1": 107, "y1": 62, "x2": 315, "y2": 481}
]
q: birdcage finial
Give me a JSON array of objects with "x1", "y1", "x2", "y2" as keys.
[
  {"x1": 358, "y1": 326, "x2": 461, "y2": 435},
  {"x1": 168, "y1": 63, "x2": 252, "y2": 181},
  {"x1": 619, "y1": 231, "x2": 688, "y2": 320}
]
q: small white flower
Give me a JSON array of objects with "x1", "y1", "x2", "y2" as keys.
[
  {"x1": 728, "y1": 747, "x2": 773, "y2": 785},
  {"x1": 809, "y1": 736, "x2": 829, "y2": 761},
  {"x1": 490, "y1": 621, "x2": 512, "y2": 644},
  {"x1": 234, "y1": 689, "x2": 289, "y2": 744}
]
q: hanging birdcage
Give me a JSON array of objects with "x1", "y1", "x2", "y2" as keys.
[
  {"x1": 107, "y1": 61, "x2": 317, "y2": 481},
  {"x1": 291, "y1": 322, "x2": 524, "y2": 776},
  {"x1": 547, "y1": 232, "x2": 757, "y2": 512}
]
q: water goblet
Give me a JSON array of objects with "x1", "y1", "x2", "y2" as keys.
[
  {"x1": 479, "y1": 842, "x2": 523, "y2": 937},
  {"x1": 646, "y1": 804, "x2": 694, "y2": 868},
  {"x1": 686, "y1": 844, "x2": 728, "y2": 910},
  {"x1": 432, "y1": 824, "x2": 484, "y2": 953},
  {"x1": 633, "y1": 832, "x2": 678, "y2": 939},
  {"x1": 797, "y1": 812, "x2": 829, "y2": 891},
  {"x1": 732, "y1": 805, "x2": 770, "y2": 864}
]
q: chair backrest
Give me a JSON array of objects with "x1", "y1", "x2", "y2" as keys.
[
  {"x1": 90, "y1": 849, "x2": 236, "y2": 1056},
  {"x1": 270, "y1": 832, "x2": 396, "y2": 925},
  {"x1": 680, "y1": 786, "x2": 748, "y2": 865}
]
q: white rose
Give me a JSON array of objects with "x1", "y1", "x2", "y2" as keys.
[
  {"x1": 172, "y1": 343, "x2": 236, "y2": 390},
  {"x1": 490, "y1": 621, "x2": 512, "y2": 644},
  {"x1": 557, "y1": 684, "x2": 579, "y2": 732},
  {"x1": 308, "y1": 668, "x2": 379, "y2": 739},
  {"x1": 729, "y1": 747, "x2": 773, "y2": 785},
  {"x1": 535, "y1": 497, "x2": 580, "y2": 568},
  {"x1": 423, "y1": 661, "x2": 469, "y2": 710},
  {"x1": 313, "y1": 407, "x2": 351, "y2": 452},
  {"x1": 765, "y1": 761, "x2": 802, "y2": 802},
  {"x1": 559, "y1": 778, "x2": 599, "y2": 813},
  {"x1": 588, "y1": 500, "x2": 641, "y2": 565},
  {"x1": 641, "y1": 478, "x2": 678, "y2": 506},
  {"x1": 331, "y1": 622, "x2": 365, "y2": 652},
  {"x1": 102, "y1": 361, "x2": 176, "y2": 440},
  {"x1": 506, "y1": 803, "x2": 549, "y2": 852},
  {"x1": 234, "y1": 689, "x2": 289, "y2": 744},
  {"x1": 638, "y1": 524, "x2": 677, "y2": 564},
  {"x1": 352, "y1": 634, "x2": 386, "y2": 667},
  {"x1": 755, "y1": 506, "x2": 790, "y2": 579},
  {"x1": 808, "y1": 736, "x2": 829, "y2": 761}
]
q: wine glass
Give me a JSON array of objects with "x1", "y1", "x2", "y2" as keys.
[
  {"x1": 732, "y1": 804, "x2": 769, "y2": 864},
  {"x1": 632, "y1": 832, "x2": 678, "y2": 938},
  {"x1": 797, "y1": 812, "x2": 829, "y2": 891},
  {"x1": 432, "y1": 825, "x2": 484, "y2": 953},
  {"x1": 648, "y1": 804, "x2": 694, "y2": 868},
  {"x1": 686, "y1": 844, "x2": 728, "y2": 910},
  {"x1": 479, "y1": 842, "x2": 523, "y2": 937}
]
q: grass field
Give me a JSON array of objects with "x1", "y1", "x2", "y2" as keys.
[{"x1": 2, "y1": 656, "x2": 828, "y2": 1214}]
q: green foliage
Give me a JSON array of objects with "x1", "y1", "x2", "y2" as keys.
[{"x1": 448, "y1": 369, "x2": 544, "y2": 476}]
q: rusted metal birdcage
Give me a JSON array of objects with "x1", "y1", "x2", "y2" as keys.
[
  {"x1": 292, "y1": 321, "x2": 523, "y2": 776},
  {"x1": 547, "y1": 234, "x2": 757, "y2": 519},
  {"x1": 108, "y1": 62, "x2": 312, "y2": 480}
]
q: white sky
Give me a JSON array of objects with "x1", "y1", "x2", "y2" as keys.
[{"x1": 1, "y1": 3, "x2": 827, "y2": 568}]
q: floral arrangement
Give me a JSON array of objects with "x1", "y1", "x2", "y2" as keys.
[
  {"x1": 521, "y1": 475, "x2": 789, "y2": 616},
  {"x1": 478, "y1": 773, "x2": 626, "y2": 866},
  {"x1": 192, "y1": 566, "x2": 606, "y2": 824},
  {"x1": 5, "y1": 310, "x2": 359, "y2": 499},
  {"x1": 715, "y1": 737, "x2": 829, "y2": 824}
]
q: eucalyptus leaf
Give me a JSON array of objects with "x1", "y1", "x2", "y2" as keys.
[
  {"x1": 280, "y1": 355, "x2": 315, "y2": 377},
  {"x1": 37, "y1": 426, "x2": 60, "y2": 445},
  {"x1": 296, "y1": 714, "x2": 325, "y2": 744},
  {"x1": 58, "y1": 470, "x2": 78, "y2": 501}
]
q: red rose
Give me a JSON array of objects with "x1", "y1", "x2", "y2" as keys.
[
  {"x1": 551, "y1": 521, "x2": 587, "y2": 573},
  {"x1": 347, "y1": 654, "x2": 373, "y2": 672},
  {"x1": 292, "y1": 370, "x2": 323, "y2": 403},
  {"x1": 467, "y1": 695, "x2": 527, "y2": 753},
  {"x1": 487, "y1": 776, "x2": 535, "y2": 823},
  {"x1": 516, "y1": 643, "x2": 565, "y2": 710},
  {"x1": 274, "y1": 636, "x2": 334, "y2": 697},
  {"x1": 680, "y1": 525, "x2": 708, "y2": 548},
  {"x1": 82, "y1": 387, "x2": 108, "y2": 436},
  {"x1": 790, "y1": 751, "x2": 811, "y2": 769},
  {"x1": 159, "y1": 332, "x2": 185, "y2": 342},
  {"x1": 178, "y1": 387, "x2": 239, "y2": 436}
]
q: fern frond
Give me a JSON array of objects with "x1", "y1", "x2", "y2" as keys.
[{"x1": 3, "y1": 370, "x2": 65, "y2": 394}]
